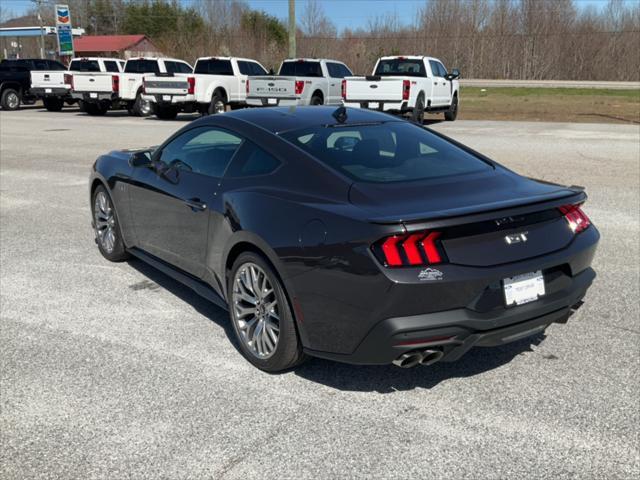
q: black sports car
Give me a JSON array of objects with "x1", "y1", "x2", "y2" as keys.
[{"x1": 90, "y1": 106, "x2": 599, "y2": 372}]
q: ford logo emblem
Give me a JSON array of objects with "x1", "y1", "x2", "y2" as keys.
[
  {"x1": 370, "y1": 84, "x2": 378, "y2": 89},
  {"x1": 89, "y1": 78, "x2": 94, "y2": 82},
  {"x1": 268, "y1": 82, "x2": 275, "y2": 87}
]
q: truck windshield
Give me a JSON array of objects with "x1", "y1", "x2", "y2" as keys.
[
  {"x1": 70, "y1": 60, "x2": 100, "y2": 72},
  {"x1": 124, "y1": 60, "x2": 160, "y2": 74},
  {"x1": 374, "y1": 59, "x2": 426, "y2": 77},
  {"x1": 281, "y1": 122, "x2": 491, "y2": 183},
  {"x1": 279, "y1": 61, "x2": 323, "y2": 77}
]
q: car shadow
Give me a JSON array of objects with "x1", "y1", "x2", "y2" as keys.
[{"x1": 126, "y1": 257, "x2": 546, "y2": 393}]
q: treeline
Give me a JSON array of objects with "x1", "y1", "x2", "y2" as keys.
[{"x1": 33, "y1": 0, "x2": 640, "y2": 80}]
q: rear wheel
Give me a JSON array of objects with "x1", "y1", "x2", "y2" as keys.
[
  {"x1": 445, "y1": 95, "x2": 458, "y2": 121},
  {"x1": 208, "y1": 92, "x2": 227, "y2": 115},
  {"x1": 155, "y1": 104, "x2": 179, "y2": 120},
  {"x1": 85, "y1": 102, "x2": 108, "y2": 116},
  {"x1": 43, "y1": 97, "x2": 64, "y2": 112},
  {"x1": 310, "y1": 94, "x2": 323, "y2": 105},
  {"x1": 411, "y1": 94, "x2": 425, "y2": 123},
  {"x1": 229, "y1": 252, "x2": 307, "y2": 372},
  {"x1": 1, "y1": 88, "x2": 21, "y2": 110},
  {"x1": 92, "y1": 185, "x2": 129, "y2": 262},
  {"x1": 131, "y1": 92, "x2": 152, "y2": 116}
]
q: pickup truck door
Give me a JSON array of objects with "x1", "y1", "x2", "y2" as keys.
[
  {"x1": 428, "y1": 60, "x2": 448, "y2": 107},
  {"x1": 129, "y1": 126, "x2": 243, "y2": 278}
]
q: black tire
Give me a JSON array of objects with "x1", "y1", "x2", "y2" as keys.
[
  {"x1": 132, "y1": 92, "x2": 152, "y2": 116},
  {"x1": 43, "y1": 97, "x2": 64, "y2": 112},
  {"x1": 85, "y1": 103, "x2": 107, "y2": 116},
  {"x1": 445, "y1": 94, "x2": 458, "y2": 121},
  {"x1": 310, "y1": 94, "x2": 323, "y2": 105},
  {"x1": 91, "y1": 185, "x2": 129, "y2": 262},
  {"x1": 208, "y1": 92, "x2": 227, "y2": 115},
  {"x1": 412, "y1": 93, "x2": 425, "y2": 123},
  {"x1": 155, "y1": 104, "x2": 179, "y2": 120},
  {"x1": 228, "y1": 252, "x2": 307, "y2": 372},
  {"x1": 78, "y1": 100, "x2": 87, "y2": 112},
  {"x1": 1, "y1": 88, "x2": 21, "y2": 110}
]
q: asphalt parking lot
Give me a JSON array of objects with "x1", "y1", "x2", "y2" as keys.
[{"x1": 1, "y1": 107, "x2": 639, "y2": 479}]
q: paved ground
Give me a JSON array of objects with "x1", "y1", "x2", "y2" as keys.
[{"x1": 1, "y1": 107, "x2": 639, "y2": 479}]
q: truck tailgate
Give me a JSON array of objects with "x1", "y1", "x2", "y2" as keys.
[
  {"x1": 73, "y1": 72, "x2": 114, "y2": 93},
  {"x1": 345, "y1": 77, "x2": 404, "y2": 101},
  {"x1": 248, "y1": 76, "x2": 296, "y2": 99},
  {"x1": 30, "y1": 71, "x2": 68, "y2": 89},
  {"x1": 143, "y1": 75, "x2": 190, "y2": 95}
]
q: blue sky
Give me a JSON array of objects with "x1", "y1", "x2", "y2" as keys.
[{"x1": 1, "y1": 0, "x2": 627, "y2": 32}]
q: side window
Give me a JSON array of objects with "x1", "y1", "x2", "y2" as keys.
[
  {"x1": 34, "y1": 59, "x2": 49, "y2": 70},
  {"x1": 327, "y1": 62, "x2": 340, "y2": 78},
  {"x1": 250, "y1": 62, "x2": 268, "y2": 75},
  {"x1": 104, "y1": 61, "x2": 119, "y2": 72},
  {"x1": 165, "y1": 61, "x2": 178, "y2": 74},
  {"x1": 437, "y1": 62, "x2": 448, "y2": 77},
  {"x1": 338, "y1": 64, "x2": 353, "y2": 78},
  {"x1": 429, "y1": 60, "x2": 441, "y2": 78},
  {"x1": 159, "y1": 127, "x2": 243, "y2": 178},
  {"x1": 178, "y1": 62, "x2": 192, "y2": 73},
  {"x1": 226, "y1": 143, "x2": 281, "y2": 177},
  {"x1": 237, "y1": 61, "x2": 251, "y2": 75}
]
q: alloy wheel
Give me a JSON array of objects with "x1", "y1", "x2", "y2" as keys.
[
  {"x1": 7, "y1": 92, "x2": 19, "y2": 109},
  {"x1": 214, "y1": 100, "x2": 225, "y2": 114},
  {"x1": 232, "y1": 263, "x2": 280, "y2": 358},
  {"x1": 94, "y1": 191, "x2": 116, "y2": 253}
]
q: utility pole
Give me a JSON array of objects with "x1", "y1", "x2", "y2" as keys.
[
  {"x1": 288, "y1": 0, "x2": 296, "y2": 58},
  {"x1": 35, "y1": 0, "x2": 45, "y2": 58}
]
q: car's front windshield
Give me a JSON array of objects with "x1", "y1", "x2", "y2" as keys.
[{"x1": 280, "y1": 122, "x2": 492, "y2": 183}]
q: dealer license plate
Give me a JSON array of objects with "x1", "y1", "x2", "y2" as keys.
[
  {"x1": 368, "y1": 102, "x2": 379, "y2": 109},
  {"x1": 45, "y1": 88, "x2": 52, "y2": 93},
  {"x1": 503, "y1": 271, "x2": 545, "y2": 306},
  {"x1": 267, "y1": 98, "x2": 277, "y2": 105},
  {"x1": 163, "y1": 95, "x2": 171, "y2": 101},
  {"x1": 90, "y1": 92, "x2": 98, "y2": 98}
]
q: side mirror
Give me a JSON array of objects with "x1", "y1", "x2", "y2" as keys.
[
  {"x1": 445, "y1": 69, "x2": 460, "y2": 81},
  {"x1": 129, "y1": 150, "x2": 153, "y2": 168}
]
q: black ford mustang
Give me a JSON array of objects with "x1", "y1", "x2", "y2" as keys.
[{"x1": 90, "y1": 107, "x2": 599, "y2": 372}]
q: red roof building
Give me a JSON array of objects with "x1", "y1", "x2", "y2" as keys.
[{"x1": 73, "y1": 35, "x2": 161, "y2": 58}]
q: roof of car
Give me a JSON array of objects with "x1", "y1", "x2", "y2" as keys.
[{"x1": 213, "y1": 106, "x2": 404, "y2": 134}]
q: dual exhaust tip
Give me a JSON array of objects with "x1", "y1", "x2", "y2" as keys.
[{"x1": 392, "y1": 349, "x2": 444, "y2": 368}]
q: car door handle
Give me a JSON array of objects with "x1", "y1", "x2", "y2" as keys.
[{"x1": 184, "y1": 198, "x2": 207, "y2": 212}]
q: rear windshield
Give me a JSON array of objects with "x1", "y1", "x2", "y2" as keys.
[
  {"x1": 374, "y1": 58, "x2": 426, "y2": 77},
  {"x1": 124, "y1": 59, "x2": 160, "y2": 74},
  {"x1": 70, "y1": 60, "x2": 100, "y2": 72},
  {"x1": 279, "y1": 61, "x2": 323, "y2": 77},
  {"x1": 281, "y1": 122, "x2": 491, "y2": 183},
  {"x1": 194, "y1": 59, "x2": 233, "y2": 75}
]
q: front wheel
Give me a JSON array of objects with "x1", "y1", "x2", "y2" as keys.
[
  {"x1": 1, "y1": 88, "x2": 21, "y2": 110},
  {"x1": 229, "y1": 252, "x2": 307, "y2": 372},
  {"x1": 43, "y1": 97, "x2": 64, "y2": 112},
  {"x1": 445, "y1": 95, "x2": 458, "y2": 121},
  {"x1": 92, "y1": 185, "x2": 129, "y2": 262}
]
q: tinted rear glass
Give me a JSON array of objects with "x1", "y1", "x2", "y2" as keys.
[
  {"x1": 279, "y1": 61, "x2": 323, "y2": 77},
  {"x1": 104, "y1": 60, "x2": 119, "y2": 72},
  {"x1": 70, "y1": 60, "x2": 100, "y2": 72},
  {"x1": 374, "y1": 59, "x2": 426, "y2": 77},
  {"x1": 281, "y1": 122, "x2": 491, "y2": 183},
  {"x1": 194, "y1": 59, "x2": 233, "y2": 75},
  {"x1": 124, "y1": 59, "x2": 160, "y2": 74}
]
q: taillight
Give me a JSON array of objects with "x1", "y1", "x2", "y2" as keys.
[
  {"x1": 559, "y1": 204, "x2": 591, "y2": 234},
  {"x1": 295, "y1": 80, "x2": 305, "y2": 95},
  {"x1": 246, "y1": 79, "x2": 250, "y2": 95},
  {"x1": 402, "y1": 79, "x2": 410, "y2": 100},
  {"x1": 374, "y1": 230, "x2": 445, "y2": 267},
  {"x1": 112, "y1": 75, "x2": 119, "y2": 94},
  {"x1": 341, "y1": 79, "x2": 347, "y2": 99},
  {"x1": 187, "y1": 76, "x2": 195, "y2": 94},
  {"x1": 64, "y1": 73, "x2": 73, "y2": 90}
]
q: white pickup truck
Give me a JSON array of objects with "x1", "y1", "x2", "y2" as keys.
[
  {"x1": 246, "y1": 58, "x2": 352, "y2": 107},
  {"x1": 68, "y1": 58, "x2": 127, "y2": 115},
  {"x1": 71, "y1": 57, "x2": 191, "y2": 116},
  {"x1": 142, "y1": 56, "x2": 269, "y2": 119},
  {"x1": 31, "y1": 58, "x2": 120, "y2": 111},
  {"x1": 343, "y1": 56, "x2": 460, "y2": 122}
]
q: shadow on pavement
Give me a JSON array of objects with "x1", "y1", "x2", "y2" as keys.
[{"x1": 126, "y1": 257, "x2": 546, "y2": 393}]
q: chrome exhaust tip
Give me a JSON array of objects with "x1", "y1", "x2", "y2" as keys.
[
  {"x1": 419, "y1": 349, "x2": 444, "y2": 366},
  {"x1": 392, "y1": 351, "x2": 423, "y2": 368}
]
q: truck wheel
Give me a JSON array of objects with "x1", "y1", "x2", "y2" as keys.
[
  {"x1": 412, "y1": 94, "x2": 425, "y2": 123},
  {"x1": 43, "y1": 97, "x2": 64, "y2": 112},
  {"x1": 132, "y1": 93, "x2": 152, "y2": 116},
  {"x1": 1, "y1": 88, "x2": 21, "y2": 110},
  {"x1": 208, "y1": 93, "x2": 226, "y2": 114},
  {"x1": 445, "y1": 95, "x2": 458, "y2": 121},
  {"x1": 310, "y1": 94, "x2": 323, "y2": 105},
  {"x1": 155, "y1": 105, "x2": 179, "y2": 120},
  {"x1": 85, "y1": 103, "x2": 107, "y2": 116}
]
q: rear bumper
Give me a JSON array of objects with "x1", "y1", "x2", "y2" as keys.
[
  {"x1": 31, "y1": 87, "x2": 69, "y2": 97},
  {"x1": 71, "y1": 92, "x2": 117, "y2": 103},
  {"x1": 246, "y1": 96, "x2": 302, "y2": 107},
  {"x1": 344, "y1": 100, "x2": 409, "y2": 112},
  {"x1": 142, "y1": 93, "x2": 196, "y2": 105},
  {"x1": 306, "y1": 267, "x2": 594, "y2": 365}
]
